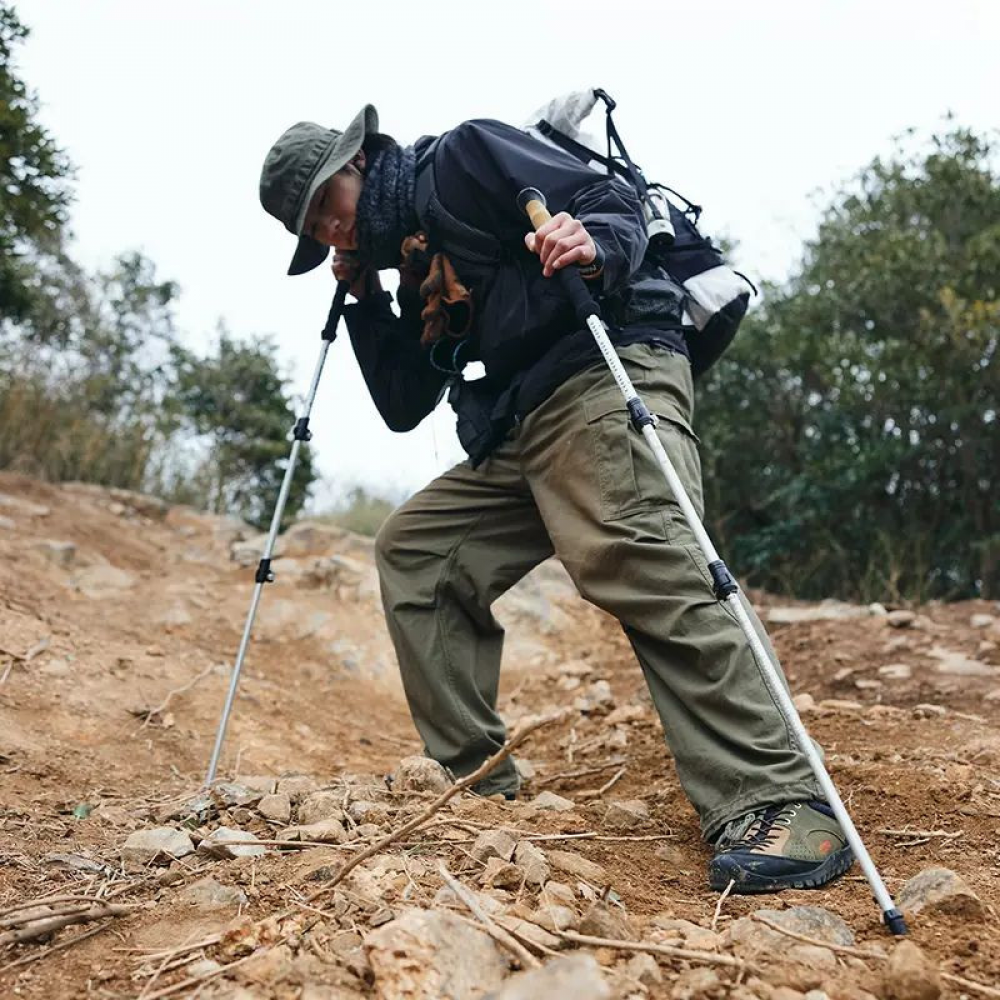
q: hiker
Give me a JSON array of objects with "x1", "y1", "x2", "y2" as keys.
[{"x1": 259, "y1": 104, "x2": 853, "y2": 893}]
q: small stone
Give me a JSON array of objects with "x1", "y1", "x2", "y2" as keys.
[
  {"x1": 542, "y1": 881, "x2": 577, "y2": 908},
  {"x1": 391, "y1": 755, "x2": 453, "y2": 793},
  {"x1": 605, "y1": 705, "x2": 646, "y2": 725},
  {"x1": 868, "y1": 603, "x2": 888, "y2": 616},
  {"x1": 884, "y1": 940, "x2": 941, "y2": 1000},
  {"x1": 897, "y1": 867, "x2": 985, "y2": 920},
  {"x1": 179, "y1": 877, "x2": 247, "y2": 909},
  {"x1": 625, "y1": 952, "x2": 662, "y2": 986},
  {"x1": 73, "y1": 564, "x2": 136, "y2": 599},
  {"x1": 672, "y1": 966, "x2": 723, "y2": 1000},
  {"x1": 879, "y1": 663, "x2": 912, "y2": 680},
  {"x1": 298, "y1": 790, "x2": 344, "y2": 825},
  {"x1": 533, "y1": 791, "x2": 575, "y2": 812},
  {"x1": 792, "y1": 692, "x2": 817, "y2": 713},
  {"x1": 212, "y1": 782, "x2": 261, "y2": 808},
  {"x1": 729, "y1": 907, "x2": 854, "y2": 952},
  {"x1": 122, "y1": 827, "x2": 194, "y2": 865},
  {"x1": 471, "y1": 829, "x2": 517, "y2": 864},
  {"x1": 276, "y1": 774, "x2": 319, "y2": 801},
  {"x1": 533, "y1": 904, "x2": 579, "y2": 933},
  {"x1": 887, "y1": 610, "x2": 916, "y2": 628},
  {"x1": 514, "y1": 841, "x2": 550, "y2": 886},
  {"x1": 574, "y1": 679, "x2": 615, "y2": 713},
  {"x1": 279, "y1": 818, "x2": 348, "y2": 844},
  {"x1": 547, "y1": 850, "x2": 607, "y2": 885},
  {"x1": 32, "y1": 539, "x2": 76, "y2": 568},
  {"x1": 515, "y1": 758, "x2": 537, "y2": 781},
  {"x1": 970, "y1": 613, "x2": 996, "y2": 629},
  {"x1": 788, "y1": 944, "x2": 837, "y2": 969},
  {"x1": 913, "y1": 703, "x2": 947, "y2": 718},
  {"x1": 818, "y1": 698, "x2": 864, "y2": 713},
  {"x1": 197, "y1": 827, "x2": 266, "y2": 860},
  {"x1": 928, "y1": 645, "x2": 996, "y2": 677},
  {"x1": 257, "y1": 793, "x2": 291, "y2": 824},
  {"x1": 348, "y1": 799, "x2": 391, "y2": 825},
  {"x1": 579, "y1": 901, "x2": 637, "y2": 941},
  {"x1": 496, "y1": 915, "x2": 562, "y2": 953},
  {"x1": 487, "y1": 953, "x2": 610, "y2": 999},
  {"x1": 985, "y1": 688, "x2": 1000, "y2": 702},
  {"x1": 604, "y1": 799, "x2": 649, "y2": 830},
  {"x1": 0, "y1": 515, "x2": 15, "y2": 530},
  {"x1": 650, "y1": 917, "x2": 720, "y2": 951},
  {"x1": 480, "y1": 857, "x2": 523, "y2": 888},
  {"x1": 365, "y1": 907, "x2": 508, "y2": 999}
]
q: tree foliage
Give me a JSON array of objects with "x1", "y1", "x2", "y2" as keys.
[{"x1": 697, "y1": 125, "x2": 999, "y2": 601}]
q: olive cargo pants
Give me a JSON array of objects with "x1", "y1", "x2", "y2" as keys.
[{"x1": 374, "y1": 344, "x2": 820, "y2": 838}]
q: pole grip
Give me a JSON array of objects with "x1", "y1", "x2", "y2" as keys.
[
  {"x1": 322, "y1": 281, "x2": 350, "y2": 341},
  {"x1": 517, "y1": 187, "x2": 600, "y2": 327}
]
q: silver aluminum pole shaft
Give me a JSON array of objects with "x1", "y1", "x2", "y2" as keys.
[
  {"x1": 204, "y1": 314, "x2": 339, "y2": 787},
  {"x1": 583, "y1": 311, "x2": 906, "y2": 934}
]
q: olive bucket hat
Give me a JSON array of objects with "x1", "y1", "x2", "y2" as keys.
[{"x1": 259, "y1": 104, "x2": 379, "y2": 276}]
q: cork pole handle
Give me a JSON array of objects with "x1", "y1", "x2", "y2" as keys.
[{"x1": 517, "y1": 187, "x2": 552, "y2": 231}]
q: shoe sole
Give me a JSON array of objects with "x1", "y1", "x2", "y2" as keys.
[{"x1": 708, "y1": 846, "x2": 855, "y2": 894}]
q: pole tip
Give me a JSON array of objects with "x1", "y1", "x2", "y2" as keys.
[{"x1": 883, "y1": 908, "x2": 908, "y2": 935}]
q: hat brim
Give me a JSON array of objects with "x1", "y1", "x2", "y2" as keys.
[
  {"x1": 288, "y1": 234, "x2": 331, "y2": 276},
  {"x1": 286, "y1": 104, "x2": 378, "y2": 277}
]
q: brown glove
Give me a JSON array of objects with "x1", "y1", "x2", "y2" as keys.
[{"x1": 399, "y1": 233, "x2": 474, "y2": 347}]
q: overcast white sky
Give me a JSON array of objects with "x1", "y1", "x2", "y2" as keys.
[{"x1": 15, "y1": 1, "x2": 1000, "y2": 507}]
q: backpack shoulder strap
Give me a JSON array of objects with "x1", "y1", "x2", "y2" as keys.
[{"x1": 415, "y1": 135, "x2": 503, "y2": 265}]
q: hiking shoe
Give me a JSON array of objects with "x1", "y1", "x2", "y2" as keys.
[{"x1": 708, "y1": 801, "x2": 853, "y2": 893}]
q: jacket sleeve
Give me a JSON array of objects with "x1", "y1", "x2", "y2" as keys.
[
  {"x1": 342, "y1": 287, "x2": 448, "y2": 432},
  {"x1": 433, "y1": 119, "x2": 649, "y2": 294}
]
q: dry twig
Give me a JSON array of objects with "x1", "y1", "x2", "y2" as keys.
[
  {"x1": 711, "y1": 878, "x2": 735, "y2": 932},
  {"x1": 439, "y1": 862, "x2": 540, "y2": 970},
  {"x1": 556, "y1": 929, "x2": 754, "y2": 971},
  {"x1": 134, "y1": 663, "x2": 216, "y2": 729},
  {"x1": 750, "y1": 913, "x2": 885, "y2": 959},
  {"x1": 305, "y1": 710, "x2": 567, "y2": 901},
  {"x1": 0, "y1": 901, "x2": 136, "y2": 948}
]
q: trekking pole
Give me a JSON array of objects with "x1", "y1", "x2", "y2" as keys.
[
  {"x1": 203, "y1": 281, "x2": 350, "y2": 788},
  {"x1": 518, "y1": 188, "x2": 908, "y2": 936}
]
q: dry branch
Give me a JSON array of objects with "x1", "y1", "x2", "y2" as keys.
[
  {"x1": 0, "y1": 901, "x2": 135, "y2": 948},
  {"x1": 556, "y1": 929, "x2": 754, "y2": 971}
]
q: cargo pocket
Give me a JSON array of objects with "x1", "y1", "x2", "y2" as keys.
[{"x1": 585, "y1": 388, "x2": 704, "y2": 531}]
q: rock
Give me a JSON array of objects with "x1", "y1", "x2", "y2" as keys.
[
  {"x1": 672, "y1": 966, "x2": 724, "y2": 1000},
  {"x1": 237, "y1": 943, "x2": 294, "y2": 985},
  {"x1": 279, "y1": 818, "x2": 349, "y2": 844},
  {"x1": 970, "y1": 613, "x2": 996, "y2": 629},
  {"x1": 122, "y1": 827, "x2": 194, "y2": 865},
  {"x1": 496, "y1": 915, "x2": 562, "y2": 953},
  {"x1": 928, "y1": 645, "x2": 996, "y2": 677},
  {"x1": 869, "y1": 603, "x2": 889, "y2": 616},
  {"x1": 32, "y1": 539, "x2": 76, "y2": 568},
  {"x1": 533, "y1": 791, "x2": 575, "y2": 812},
  {"x1": 197, "y1": 827, "x2": 266, "y2": 860},
  {"x1": 391, "y1": 755, "x2": 453, "y2": 793},
  {"x1": 212, "y1": 782, "x2": 262, "y2": 808},
  {"x1": 578, "y1": 901, "x2": 637, "y2": 941},
  {"x1": 729, "y1": 907, "x2": 855, "y2": 951},
  {"x1": 547, "y1": 850, "x2": 607, "y2": 885},
  {"x1": 897, "y1": 867, "x2": 985, "y2": 920},
  {"x1": 913, "y1": 703, "x2": 947, "y2": 718},
  {"x1": 0, "y1": 493, "x2": 50, "y2": 517},
  {"x1": 484, "y1": 953, "x2": 609, "y2": 999},
  {"x1": 818, "y1": 698, "x2": 864, "y2": 713},
  {"x1": 985, "y1": 688, "x2": 1000, "y2": 702},
  {"x1": 792, "y1": 692, "x2": 817, "y2": 713},
  {"x1": 348, "y1": 799, "x2": 391, "y2": 825},
  {"x1": 365, "y1": 907, "x2": 509, "y2": 999},
  {"x1": 298, "y1": 790, "x2": 344, "y2": 825},
  {"x1": 625, "y1": 952, "x2": 662, "y2": 987},
  {"x1": 258, "y1": 793, "x2": 292, "y2": 824},
  {"x1": 768, "y1": 603, "x2": 867, "y2": 624},
  {"x1": 651, "y1": 917, "x2": 720, "y2": 952},
  {"x1": 480, "y1": 857, "x2": 523, "y2": 889},
  {"x1": 514, "y1": 841, "x2": 550, "y2": 886},
  {"x1": 179, "y1": 877, "x2": 247, "y2": 909},
  {"x1": 515, "y1": 758, "x2": 537, "y2": 781},
  {"x1": 276, "y1": 774, "x2": 319, "y2": 801},
  {"x1": 604, "y1": 799, "x2": 649, "y2": 830},
  {"x1": 73, "y1": 564, "x2": 136, "y2": 599},
  {"x1": 280, "y1": 520, "x2": 347, "y2": 556},
  {"x1": 574, "y1": 679, "x2": 615, "y2": 713},
  {"x1": 0, "y1": 514, "x2": 14, "y2": 530},
  {"x1": 879, "y1": 663, "x2": 912, "y2": 680},
  {"x1": 471, "y1": 829, "x2": 517, "y2": 864},
  {"x1": 542, "y1": 881, "x2": 577, "y2": 908},
  {"x1": 533, "y1": 904, "x2": 578, "y2": 932},
  {"x1": 887, "y1": 610, "x2": 916, "y2": 628},
  {"x1": 884, "y1": 940, "x2": 941, "y2": 1000}
]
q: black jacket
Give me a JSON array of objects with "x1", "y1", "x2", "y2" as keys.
[{"x1": 343, "y1": 119, "x2": 687, "y2": 463}]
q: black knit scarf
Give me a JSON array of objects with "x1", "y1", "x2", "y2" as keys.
[{"x1": 355, "y1": 144, "x2": 419, "y2": 270}]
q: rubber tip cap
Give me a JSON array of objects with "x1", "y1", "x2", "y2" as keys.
[
  {"x1": 517, "y1": 187, "x2": 545, "y2": 215},
  {"x1": 883, "y1": 908, "x2": 908, "y2": 936}
]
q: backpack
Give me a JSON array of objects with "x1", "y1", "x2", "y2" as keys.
[{"x1": 525, "y1": 88, "x2": 756, "y2": 376}]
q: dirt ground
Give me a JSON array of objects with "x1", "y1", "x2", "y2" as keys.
[{"x1": 1, "y1": 470, "x2": 998, "y2": 999}]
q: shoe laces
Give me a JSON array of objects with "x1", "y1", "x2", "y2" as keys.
[{"x1": 716, "y1": 802, "x2": 800, "y2": 853}]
